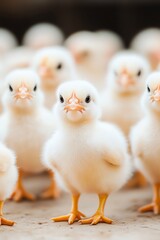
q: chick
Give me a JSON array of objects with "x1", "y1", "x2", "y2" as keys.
[
  {"x1": 0, "y1": 143, "x2": 18, "y2": 226},
  {"x1": 32, "y1": 46, "x2": 77, "y2": 109},
  {"x1": 131, "y1": 28, "x2": 160, "y2": 70},
  {"x1": 23, "y1": 23, "x2": 64, "y2": 50},
  {"x1": 43, "y1": 80, "x2": 131, "y2": 225},
  {"x1": 65, "y1": 30, "x2": 123, "y2": 90},
  {"x1": 102, "y1": 51, "x2": 150, "y2": 188},
  {"x1": 0, "y1": 69, "x2": 59, "y2": 201},
  {"x1": 4, "y1": 46, "x2": 35, "y2": 74},
  {"x1": 0, "y1": 28, "x2": 17, "y2": 57},
  {"x1": 102, "y1": 51, "x2": 150, "y2": 137},
  {"x1": 130, "y1": 72, "x2": 160, "y2": 214}
]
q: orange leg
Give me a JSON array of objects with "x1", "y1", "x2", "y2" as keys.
[
  {"x1": 52, "y1": 194, "x2": 85, "y2": 224},
  {"x1": 11, "y1": 170, "x2": 36, "y2": 202},
  {"x1": 125, "y1": 171, "x2": 147, "y2": 189},
  {"x1": 139, "y1": 183, "x2": 160, "y2": 214},
  {"x1": 79, "y1": 194, "x2": 113, "y2": 225},
  {"x1": 40, "y1": 170, "x2": 60, "y2": 199},
  {"x1": 0, "y1": 201, "x2": 15, "y2": 226}
]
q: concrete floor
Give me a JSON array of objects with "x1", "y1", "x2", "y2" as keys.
[{"x1": 1, "y1": 174, "x2": 160, "y2": 240}]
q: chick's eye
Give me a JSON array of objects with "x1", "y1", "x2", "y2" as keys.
[
  {"x1": 147, "y1": 86, "x2": 150, "y2": 92},
  {"x1": 56, "y1": 63, "x2": 62, "y2": 70},
  {"x1": 137, "y1": 70, "x2": 142, "y2": 77},
  {"x1": 33, "y1": 85, "x2": 37, "y2": 91},
  {"x1": 9, "y1": 85, "x2": 13, "y2": 92},
  {"x1": 85, "y1": 95, "x2": 91, "y2": 103},
  {"x1": 59, "y1": 95, "x2": 64, "y2": 103}
]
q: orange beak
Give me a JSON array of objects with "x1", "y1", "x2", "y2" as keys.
[
  {"x1": 64, "y1": 92, "x2": 85, "y2": 113},
  {"x1": 152, "y1": 86, "x2": 160, "y2": 102},
  {"x1": 118, "y1": 72, "x2": 134, "y2": 87},
  {"x1": 15, "y1": 84, "x2": 32, "y2": 100},
  {"x1": 39, "y1": 66, "x2": 53, "y2": 79}
]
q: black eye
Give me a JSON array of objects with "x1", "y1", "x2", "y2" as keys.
[
  {"x1": 85, "y1": 95, "x2": 91, "y2": 103},
  {"x1": 147, "y1": 86, "x2": 150, "y2": 92},
  {"x1": 59, "y1": 95, "x2": 64, "y2": 103},
  {"x1": 9, "y1": 85, "x2": 13, "y2": 92},
  {"x1": 33, "y1": 85, "x2": 37, "y2": 91},
  {"x1": 56, "y1": 63, "x2": 62, "y2": 70},
  {"x1": 137, "y1": 70, "x2": 142, "y2": 77}
]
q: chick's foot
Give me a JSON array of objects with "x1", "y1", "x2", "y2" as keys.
[{"x1": 52, "y1": 211, "x2": 85, "y2": 224}]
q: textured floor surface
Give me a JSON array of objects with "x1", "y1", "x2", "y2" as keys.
[{"x1": 1, "y1": 174, "x2": 160, "y2": 240}]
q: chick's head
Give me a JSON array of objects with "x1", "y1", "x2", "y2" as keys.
[
  {"x1": 55, "y1": 80, "x2": 101, "y2": 124},
  {"x1": 3, "y1": 69, "x2": 43, "y2": 112},
  {"x1": 33, "y1": 47, "x2": 76, "y2": 89},
  {"x1": 107, "y1": 51, "x2": 150, "y2": 94},
  {"x1": 142, "y1": 72, "x2": 160, "y2": 114}
]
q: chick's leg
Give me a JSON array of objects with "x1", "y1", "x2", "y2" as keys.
[
  {"x1": 79, "y1": 194, "x2": 113, "y2": 225},
  {"x1": 0, "y1": 201, "x2": 14, "y2": 226},
  {"x1": 40, "y1": 170, "x2": 60, "y2": 199},
  {"x1": 11, "y1": 170, "x2": 36, "y2": 202},
  {"x1": 139, "y1": 183, "x2": 160, "y2": 214},
  {"x1": 52, "y1": 194, "x2": 85, "y2": 224}
]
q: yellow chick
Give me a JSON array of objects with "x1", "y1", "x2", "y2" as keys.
[
  {"x1": 0, "y1": 69, "x2": 59, "y2": 201},
  {"x1": 0, "y1": 143, "x2": 18, "y2": 226},
  {"x1": 131, "y1": 28, "x2": 160, "y2": 70},
  {"x1": 43, "y1": 80, "x2": 131, "y2": 225},
  {"x1": 130, "y1": 72, "x2": 160, "y2": 214},
  {"x1": 32, "y1": 46, "x2": 77, "y2": 109},
  {"x1": 23, "y1": 23, "x2": 64, "y2": 50}
]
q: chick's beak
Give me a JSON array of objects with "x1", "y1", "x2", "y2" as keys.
[
  {"x1": 64, "y1": 92, "x2": 85, "y2": 113},
  {"x1": 39, "y1": 66, "x2": 54, "y2": 79},
  {"x1": 153, "y1": 86, "x2": 160, "y2": 102},
  {"x1": 15, "y1": 84, "x2": 32, "y2": 100},
  {"x1": 118, "y1": 72, "x2": 134, "y2": 87}
]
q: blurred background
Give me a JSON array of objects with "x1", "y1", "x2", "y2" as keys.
[{"x1": 0, "y1": 0, "x2": 160, "y2": 46}]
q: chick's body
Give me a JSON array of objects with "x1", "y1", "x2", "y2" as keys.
[
  {"x1": 46, "y1": 121, "x2": 130, "y2": 194},
  {"x1": 44, "y1": 80, "x2": 130, "y2": 225},
  {"x1": 0, "y1": 143, "x2": 17, "y2": 200},
  {"x1": 2, "y1": 108, "x2": 52, "y2": 173},
  {"x1": 0, "y1": 143, "x2": 18, "y2": 226},
  {"x1": 131, "y1": 116, "x2": 160, "y2": 183}
]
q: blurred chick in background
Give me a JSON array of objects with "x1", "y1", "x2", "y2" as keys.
[
  {"x1": 43, "y1": 80, "x2": 131, "y2": 225},
  {"x1": 131, "y1": 72, "x2": 160, "y2": 214},
  {"x1": 0, "y1": 143, "x2": 18, "y2": 226},
  {"x1": 102, "y1": 51, "x2": 150, "y2": 187},
  {"x1": 0, "y1": 69, "x2": 59, "y2": 201},
  {"x1": 0, "y1": 28, "x2": 17, "y2": 57},
  {"x1": 32, "y1": 46, "x2": 78, "y2": 109},
  {"x1": 23, "y1": 23, "x2": 64, "y2": 50},
  {"x1": 131, "y1": 28, "x2": 160, "y2": 70},
  {"x1": 65, "y1": 30, "x2": 123, "y2": 91},
  {"x1": 3, "y1": 46, "x2": 35, "y2": 74}
]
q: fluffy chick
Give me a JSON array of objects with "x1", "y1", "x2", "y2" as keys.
[
  {"x1": 102, "y1": 51, "x2": 150, "y2": 137},
  {"x1": 43, "y1": 80, "x2": 131, "y2": 225},
  {"x1": 131, "y1": 28, "x2": 160, "y2": 70},
  {"x1": 130, "y1": 72, "x2": 160, "y2": 214},
  {"x1": 23, "y1": 23, "x2": 64, "y2": 50},
  {"x1": 0, "y1": 143, "x2": 18, "y2": 226},
  {"x1": 65, "y1": 30, "x2": 123, "y2": 90},
  {"x1": 0, "y1": 69, "x2": 59, "y2": 201},
  {"x1": 4, "y1": 46, "x2": 35, "y2": 74},
  {"x1": 0, "y1": 28, "x2": 17, "y2": 57},
  {"x1": 32, "y1": 46, "x2": 77, "y2": 109}
]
